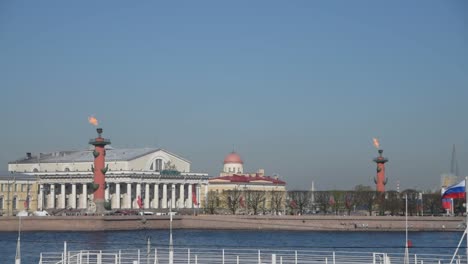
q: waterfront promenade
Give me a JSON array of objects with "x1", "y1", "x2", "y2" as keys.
[{"x1": 0, "y1": 215, "x2": 464, "y2": 232}]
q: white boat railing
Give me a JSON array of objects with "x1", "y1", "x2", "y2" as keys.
[{"x1": 38, "y1": 247, "x2": 461, "y2": 264}]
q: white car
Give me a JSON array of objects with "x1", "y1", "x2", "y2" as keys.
[
  {"x1": 139, "y1": 211, "x2": 154, "y2": 215},
  {"x1": 33, "y1": 210, "x2": 50, "y2": 216},
  {"x1": 16, "y1": 210, "x2": 29, "y2": 217}
]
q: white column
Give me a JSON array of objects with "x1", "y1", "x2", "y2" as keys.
[
  {"x1": 188, "y1": 184, "x2": 193, "y2": 209},
  {"x1": 71, "y1": 184, "x2": 76, "y2": 209},
  {"x1": 115, "y1": 183, "x2": 121, "y2": 209},
  {"x1": 81, "y1": 184, "x2": 87, "y2": 209},
  {"x1": 136, "y1": 183, "x2": 141, "y2": 208},
  {"x1": 204, "y1": 184, "x2": 208, "y2": 209},
  {"x1": 50, "y1": 184, "x2": 56, "y2": 209},
  {"x1": 105, "y1": 184, "x2": 110, "y2": 201},
  {"x1": 127, "y1": 183, "x2": 132, "y2": 209},
  {"x1": 60, "y1": 184, "x2": 66, "y2": 209},
  {"x1": 162, "y1": 184, "x2": 167, "y2": 209},
  {"x1": 144, "y1": 184, "x2": 150, "y2": 209},
  {"x1": 153, "y1": 184, "x2": 159, "y2": 209},
  {"x1": 196, "y1": 185, "x2": 200, "y2": 208},
  {"x1": 39, "y1": 184, "x2": 44, "y2": 210},
  {"x1": 179, "y1": 184, "x2": 185, "y2": 209},
  {"x1": 171, "y1": 184, "x2": 176, "y2": 209}
]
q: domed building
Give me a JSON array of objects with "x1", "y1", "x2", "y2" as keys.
[
  {"x1": 222, "y1": 152, "x2": 244, "y2": 174},
  {"x1": 208, "y1": 151, "x2": 287, "y2": 214}
]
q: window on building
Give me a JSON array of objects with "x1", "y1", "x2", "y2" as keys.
[
  {"x1": 14, "y1": 184, "x2": 18, "y2": 192},
  {"x1": 0, "y1": 184, "x2": 3, "y2": 192},
  {"x1": 21, "y1": 184, "x2": 25, "y2": 192},
  {"x1": 12, "y1": 196, "x2": 17, "y2": 210},
  {"x1": 0, "y1": 197, "x2": 3, "y2": 210},
  {"x1": 33, "y1": 168, "x2": 39, "y2": 172},
  {"x1": 64, "y1": 168, "x2": 70, "y2": 172},
  {"x1": 155, "y1": 159, "x2": 163, "y2": 172}
]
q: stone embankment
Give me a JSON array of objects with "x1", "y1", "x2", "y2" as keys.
[{"x1": 0, "y1": 215, "x2": 464, "y2": 232}]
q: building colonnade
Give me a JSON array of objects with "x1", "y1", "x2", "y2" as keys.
[{"x1": 38, "y1": 181, "x2": 203, "y2": 211}]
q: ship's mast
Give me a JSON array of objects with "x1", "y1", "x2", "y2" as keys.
[
  {"x1": 169, "y1": 199, "x2": 174, "y2": 264},
  {"x1": 404, "y1": 194, "x2": 409, "y2": 264},
  {"x1": 15, "y1": 216, "x2": 21, "y2": 264}
]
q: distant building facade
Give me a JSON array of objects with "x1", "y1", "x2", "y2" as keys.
[
  {"x1": 0, "y1": 173, "x2": 38, "y2": 216},
  {"x1": 5, "y1": 147, "x2": 209, "y2": 214}
]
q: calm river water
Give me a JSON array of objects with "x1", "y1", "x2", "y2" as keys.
[{"x1": 0, "y1": 230, "x2": 463, "y2": 263}]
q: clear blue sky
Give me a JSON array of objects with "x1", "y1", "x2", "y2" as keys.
[{"x1": 1, "y1": 1, "x2": 467, "y2": 190}]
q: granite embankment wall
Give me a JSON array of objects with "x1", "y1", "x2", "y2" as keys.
[{"x1": 0, "y1": 215, "x2": 464, "y2": 232}]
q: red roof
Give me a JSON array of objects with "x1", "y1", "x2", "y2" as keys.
[
  {"x1": 224, "y1": 152, "x2": 243, "y2": 164},
  {"x1": 210, "y1": 174, "x2": 286, "y2": 185}
]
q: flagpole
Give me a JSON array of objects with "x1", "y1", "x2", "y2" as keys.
[
  {"x1": 449, "y1": 178, "x2": 468, "y2": 264},
  {"x1": 15, "y1": 216, "x2": 21, "y2": 264},
  {"x1": 404, "y1": 194, "x2": 409, "y2": 264},
  {"x1": 452, "y1": 198, "x2": 454, "y2": 216},
  {"x1": 465, "y1": 176, "x2": 467, "y2": 264}
]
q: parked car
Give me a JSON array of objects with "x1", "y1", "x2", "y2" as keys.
[
  {"x1": 16, "y1": 210, "x2": 29, "y2": 216},
  {"x1": 33, "y1": 210, "x2": 50, "y2": 216},
  {"x1": 139, "y1": 211, "x2": 154, "y2": 215}
]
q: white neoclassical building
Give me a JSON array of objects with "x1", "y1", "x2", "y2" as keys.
[{"x1": 8, "y1": 148, "x2": 209, "y2": 212}]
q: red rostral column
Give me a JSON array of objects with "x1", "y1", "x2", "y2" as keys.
[
  {"x1": 89, "y1": 128, "x2": 111, "y2": 213},
  {"x1": 373, "y1": 149, "x2": 388, "y2": 193}
]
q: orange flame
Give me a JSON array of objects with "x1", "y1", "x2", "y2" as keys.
[
  {"x1": 372, "y1": 138, "x2": 380, "y2": 149},
  {"x1": 88, "y1": 116, "x2": 98, "y2": 126}
]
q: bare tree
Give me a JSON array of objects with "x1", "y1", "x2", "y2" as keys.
[
  {"x1": 288, "y1": 190, "x2": 311, "y2": 215},
  {"x1": 384, "y1": 190, "x2": 401, "y2": 216},
  {"x1": 206, "y1": 190, "x2": 220, "y2": 214},
  {"x1": 314, "y1": 191, "x2": 331, "y2": 214},
  {"x1": 330, "y1": 190, "x2": 345, "y2": 215},
  {"x1": 354, "y1": 185, "x2": 376, "y2": 216},
  {"x1": 344, "y1": 191, "x2": 357, "y2": 215},
  {"x1": 423, "y1": 191, "x2": 442, "y2": 216},
  {"x1": 401, "y1": 189, "x2": 419, "y2": 216},
  {"x1": 245, "y1": 190, "x2": 265, "y2": 215},
  {"x1": 223, "y1": 188, "x2": 242, "y2": 215},
  {"x1": 270, "y1": 191, "x2": 285, "y2": 215}
]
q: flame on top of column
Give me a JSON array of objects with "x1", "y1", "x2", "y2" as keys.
[
  {"x1": 88, "y1": 116, "x2": 98, "y2": 126},
  {"x1": 372, "y1": 138, "x2": 380, "y2": 149}
]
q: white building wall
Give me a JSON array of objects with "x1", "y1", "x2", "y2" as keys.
[
  {"x1": 223, "y1": 163, "x2": 243, "y2": 174},
  {"x1": 129, "y1": 150, "x2": 190, "y2": 172}
]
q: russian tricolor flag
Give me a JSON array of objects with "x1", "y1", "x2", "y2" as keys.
[
  {"x1": 442, "y1": 179, "x2": 466, "y2": 199},
  {"x1": 442, "y1": 198, "x2": 452, "y2": 210}
]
